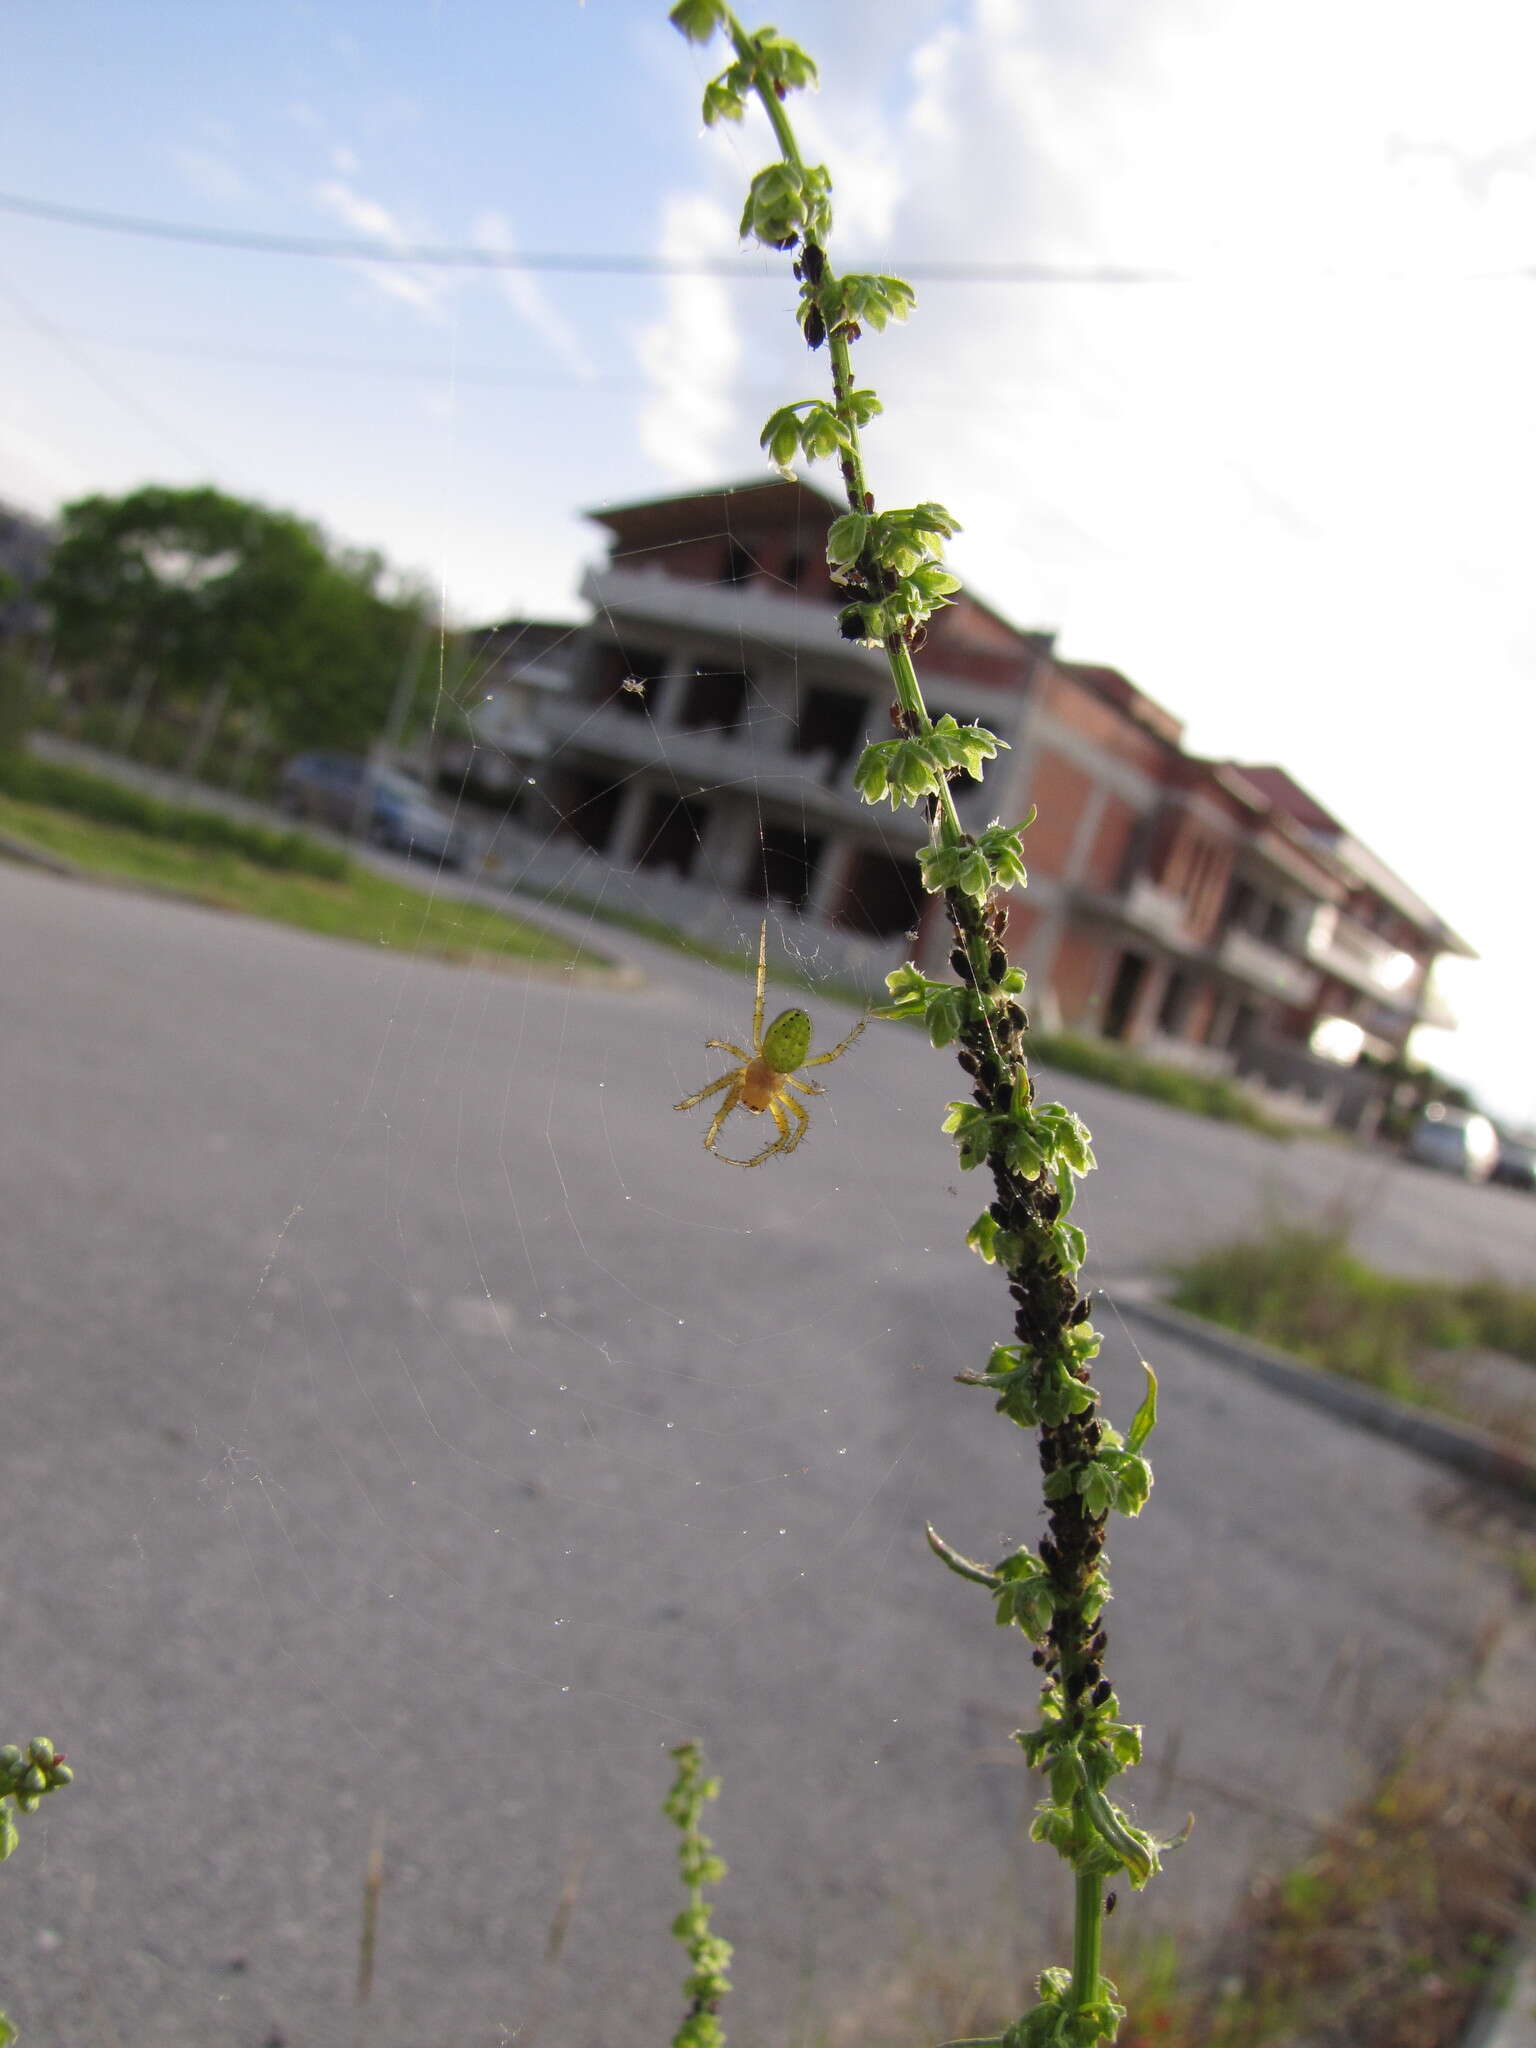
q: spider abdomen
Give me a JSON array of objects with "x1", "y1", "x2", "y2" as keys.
[
  {"x1": 742, "y1": 1056, "x2": 780, "y2": 1111},
  {"x1": 761, "y1": 1007, "x2": 813, "y2": 1074}
]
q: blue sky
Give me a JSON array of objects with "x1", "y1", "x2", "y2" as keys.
[{"x1": 4, "y1": 1, "x2": 1535, "y2": 1119}]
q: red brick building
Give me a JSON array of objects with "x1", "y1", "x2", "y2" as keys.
[{"x1": 471, "y1": 476, "x2": 1470, "y2": 1126}]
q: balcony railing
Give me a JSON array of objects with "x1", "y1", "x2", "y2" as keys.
[
  {"x1": 1120, "y1": 876, "x2": 1192, "y2": 946},
  {"x1": 1305, "y1": 908, "x2": 1424, "y2": 1004},
  {"x1": 1215, "y1": 926, "x2": 1320, "y2": 1007},
  {"x1": 583, "y1": 563, "x2": 887, "y2": 669},
  {"x1": 534, "y1": 698, "x2": 927, "y2": 839}
]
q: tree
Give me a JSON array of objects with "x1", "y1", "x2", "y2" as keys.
[{"x1": 40, "y1": 486, "x2": 441, "y2": 757}]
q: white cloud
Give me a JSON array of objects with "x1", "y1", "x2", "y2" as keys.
[
  {"x1": 472, "y1": 211, "x2": 593, "y2": 376},
  {"x1": 632, "y1": 193, "x2": 742, "y2": 480},
  {"x1": 311, "y1": 177, "x2": 455, "y2": 324}
]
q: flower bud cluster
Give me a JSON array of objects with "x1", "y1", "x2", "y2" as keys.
[{"x1": 0, "y1": 1735, "x2": 72, "y2": 1862}]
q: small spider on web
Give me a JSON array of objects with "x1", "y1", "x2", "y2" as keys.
[{"x1": 673, "y1": 922, "x2": 867, "y2": 1167}]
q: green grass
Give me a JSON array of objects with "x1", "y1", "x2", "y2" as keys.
[
  {"x1": 0, "y1": 751, "x2": 345, "y2": 878},
  {"x1": 0, "y1": 790, "x2": 594, "y2": 974},
  {"x1": 1169, "y1": 1222, "x2": 1536, "y2": 1423},
  {"x1": 1029, "y1": 1030, "x2": 1291, "y2": 1137}
]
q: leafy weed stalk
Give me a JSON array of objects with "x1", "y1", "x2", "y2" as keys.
[
  {"x1": 669, "y1": 9, "x2": 1183, "y2": 2042},
  {"x1": 664, "y1": 1740, "x2": 733, "y2": 2048}
]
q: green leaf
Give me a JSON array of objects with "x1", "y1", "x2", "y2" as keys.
[
  {"x1": 669, "y1": 0, "x2": 724, "y2": 40},
  {"x1": 941, "y1": 1100, "x2": 994, "y2": 1170},
  {"x1": 1125, "y1": 1362, "x2": 1159, "y2": 1455},
  {"x1": 975, "y1": 821, "x2": 1029, "y2": 891},
  {"x1": 846, "y1": 387, "x2": 883, "y2": 426},
  {"x1": 702, "y1": 70, "x2": 748, "y2": 123},
  {"x1": 1004, "y1": 1117, "x2": 1048, "y2": 1179},
  {"x1": 924, "y1": 985, "x2": 968, "y2": 1047},
  {"x1": 750, "y1": 29, "x2": 819, "y2": 94},
  {"x1": 967, "y1": 1212, "x2": 1020, "y2": 1266},
  {"x1": 759, "y1": 405, "x2": 805, "y2": 471},
  {"x1": 1051, "y1": 1220, "x2": 1088, "y2": 1272},
  {"x1": 825, "y1": 511, "x2": 870, "y2": 568},
  {"x1": 852, "y1": 740, "x2": 895, "y2": 806},
  {"x1": 828, "y1": 273, "x2": 917, "y2": 333},
  {"x1": 925, "y1": 714, "x2": 1006, "y2": 780}
]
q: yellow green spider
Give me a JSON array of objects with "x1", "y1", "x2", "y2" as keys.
[{"x1": 673, "y1": 921, "x2": 868, "y2": 1168}]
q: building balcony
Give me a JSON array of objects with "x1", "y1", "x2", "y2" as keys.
[
  {"x1": 1119, "y1": 876, "x2": 1193, "y2": 947},
  {"x1": 582, "y1": 562, "x2": 887, "y2": 671},
  {"x1": 1215, "y1": 926, "x2": 1320, "y2": 1007},
  {"x1": 535, "y1": 697, "x2": 927, "y2": 840},
  {"x1": 1305, "y1": 907, "x2": 1424, "y2": 1004}
]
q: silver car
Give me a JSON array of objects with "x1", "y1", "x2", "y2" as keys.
[
  {"x1": 1407, "y1": 1104, "x2": 1499, "y2": 1182},
  {"x1": 278, "y1": 753, "x2": 469, "y2": 868}
]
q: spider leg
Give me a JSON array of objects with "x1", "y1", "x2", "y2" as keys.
[
  {"x1": 674, "y1": 1070, "x2": 738, "y2": 1114},
  {"x1": 779, "y1": 1090, "x2": 811, "y2": 1152},
  {"x1": 785, "y1": 1075, "x2": 824, "y2": 1096},
  {"x1": 703, "y1": 1082, "x2": 744, "y2": 1156},
  {"x1": 801, "y1": 1013, "x2": 868, "y2": 1069},
  {"x1": 704, "y1": 1040, "x2": 751, "y2": 1061},
  {"x1": 751, "y1": 920, "x2": 767, "y2": 1054}
]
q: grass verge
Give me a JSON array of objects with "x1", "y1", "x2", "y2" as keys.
[
  {"x1": 0, "y1": 790, "x2": 592, "y2": 974},
  {"x1": 1030, "y1": 1031, "x2": 1291, "y2": 1138},
  {"x1": 1117, "y1": 1720, "x2": 1536, "y2": 2048},
  {"x1": 816, "y1": 1619, "x2": 1536, "y2": 2048},
  {"x1": 1169, "y1": 1222, "x2": 1536, "y2": 1445},
  {"x1": 0, "y1": 750, "x2": 346, "y2": 878}
]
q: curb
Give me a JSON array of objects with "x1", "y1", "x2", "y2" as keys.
[
  {"x1": 1106, "y1": 1284, "x2": 1536, "y2": 1504},
  {"x1": 1465, "y1": 1933, "x2": 1536, "y2": 2048},
  {"x1": 0, "y1": 829, "x2": 79, "y2": 877}
]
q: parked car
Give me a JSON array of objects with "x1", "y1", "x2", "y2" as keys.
[
  {"x1": 1492, "y1": 1132, "x2": 1536, "y2": 1192},
  {"x1": 1406, "y1": 1103, "x2": 1499, "y2": 1182},
  {"x1": 277, "y1": 753, "x2": 469, "y2": 868}
]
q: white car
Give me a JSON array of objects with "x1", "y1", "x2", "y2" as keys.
[{"x1": 1407, "y1": 1104, "x2": 1499, "y2": 1182}]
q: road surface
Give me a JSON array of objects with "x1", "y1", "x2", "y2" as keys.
[{"x1": 2, "y1": 861, "x2": 1529, "y2": 2047}]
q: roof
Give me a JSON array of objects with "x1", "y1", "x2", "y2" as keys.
[{"x1": 1233, "y1": 763, "x2": 1475, "y2": 957}]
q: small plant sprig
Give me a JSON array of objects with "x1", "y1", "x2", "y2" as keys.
[
  {"x1": 0, "y1": 1736, "x2": 72, "y2": 2045},
  {"x1": 663, "y1": 1740, "x2": 733, "y2": 2048},
  {"x1": 669, "y1": 8, "x2": 1184, "y2": 2042},
  {"x1": 0, "y1": 1736, "x2": 71, "y2": 1863}
]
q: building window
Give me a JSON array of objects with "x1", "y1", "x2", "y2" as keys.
[
  {"x1": 1156, "y1": 970, "x2": 1192, "y2": 1036},
  {"x1": 635, "y1": 794, "x2": 707, "y2": 878},
  {"x1": 1103, "y1": 951, "x2": 1149, "y2": 1040},
  {"x1": 834, "y1": 850, "x2": 925, "y2": 938},
  {"x1": 554, "y1": 773, "x2": 625, "y2": 854},
  {"x1": 720, "y1": 540, "x2": 757, "y2": 585},
  {"x1": 795, "y1": 685, "x2": 867, "y2": 773},
  {"x1": 676, "y1": 665, "x2": 749, "y2": 734},
  {"x1": 744, "y1": 826, "x2": 825, "y2": 911}
]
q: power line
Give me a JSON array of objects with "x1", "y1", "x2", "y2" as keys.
[{"x1": 0, "y1": 187, "x2": 1184, "y2": 283}]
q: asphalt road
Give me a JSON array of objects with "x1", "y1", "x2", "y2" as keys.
[{"x1": 2, "y1": 860, "x2": 1531, "y2": 2048}]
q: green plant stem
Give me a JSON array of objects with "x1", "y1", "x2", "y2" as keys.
[
  {"x1": 680, "y1": 13, "x2": 1164, "y2": 2040},
  {"x1": 1072, "y1": 1869, "x2": 1104, "y2": 2012},
  {"x1": 723, "y1": 8, "x2": 965, "y2": 839}
]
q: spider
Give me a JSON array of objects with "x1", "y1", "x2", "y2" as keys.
[{"x1": 674, "y1": 922, "x2": 867, "y2": 1168}]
